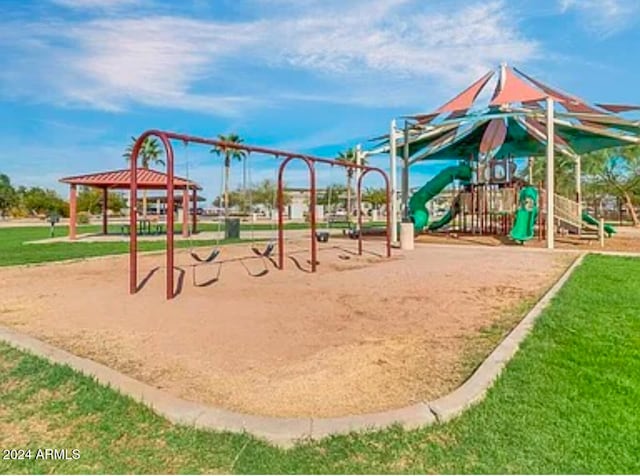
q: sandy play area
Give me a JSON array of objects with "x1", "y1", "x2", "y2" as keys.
[{"x1": 0, "y1": 239, "x2": 574, "y2": 417}]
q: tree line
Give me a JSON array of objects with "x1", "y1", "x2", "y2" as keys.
[
  {"x1": 527, "y1": 145, "x2": 640, "y2": 225},
  {"x1": 0, "y1": 175, "x2": 126, "y2": 219}
]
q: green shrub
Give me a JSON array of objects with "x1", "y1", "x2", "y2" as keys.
[{"x1": 77, "y1": 211, "x2": 91, "y2": 224}]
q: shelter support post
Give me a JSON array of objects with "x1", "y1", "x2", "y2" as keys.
[
  {"x1": 69, "y1": 184, "x2": 77, "y2": 240},
  {"x1": 389, "y1": 119, "x2": 398, "y2": 244},
  {"x1": 546, "y1": 97, "x2": 555, "y2": 249},
  {"x1": 182, "y1": 189, "x2": 189, "y2": 238},
  {"x1": 102, "y1": 187, "x2": 108, "y2": 235}
]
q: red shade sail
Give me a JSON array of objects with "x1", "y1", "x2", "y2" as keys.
[
  {"x1": 436, "y1": 70, "x2": 494, "y2": 113},
  {"x1": 490, "y1": 66, "x2": 548, "y2": 106},
  {"x1": 596, "y1": 104, "x2": 640, "y2": 113},
  {"x1": 479, "y1": 119, "x2": 507, "y2": 155}
]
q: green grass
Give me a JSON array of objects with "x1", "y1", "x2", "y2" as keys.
[
  {"x1": 1, "y1": 254, "x2": 639, "y2": 473},
  {"x1": 0, "y1": 220, "x2": 373, "y2": 267},
  {"x1": 0, "y1": 225, "x2": 251, "y2": 267}
]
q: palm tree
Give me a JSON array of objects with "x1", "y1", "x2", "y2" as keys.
[
  {"x1": 123, "y1": 136, "x2": 165, "y2": 218},
  {"x1": 336, "y1": 148, "x2": 367, "y2": 222},
  {"x1": 211, "y1": 133, "x2": 247, "y2": 214}
]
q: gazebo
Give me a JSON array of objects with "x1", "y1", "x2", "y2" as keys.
[{"x1": 59, "y1": 168, "x2": 201, "y2": 240}]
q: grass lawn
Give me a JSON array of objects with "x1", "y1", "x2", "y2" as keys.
[
  {"x1": 1, "y1": 254, "x2": 639, "y2": 473},
  {"x1": 0, "y1": 220, "x2": 375, "y2": 267},
  {"x1": 0, "y1": 225, "x2": 249, "y2": 267}
]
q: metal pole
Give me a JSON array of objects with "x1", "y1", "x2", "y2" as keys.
[
  {"x1": 575, "y1": 155, "x2": 582, "y2": 222},
  {"x1": 181, "y1": 188, "x2": 189, "y2": 238},
  {"x1": 309, "y1": 162, "x2": 317, "y2": 272},
  {"x1": 546, "y1": 97, "x2": 555, "y2": 249},
  {"x1": 165, "y1": 136, "x2": 175, "y2": 300},
  {"x1": 191, "y1": 188, "x2": 198, "y2": 234},
  {"x1": 129, "y1": 139, "x2": 139, "y2": 295},
  {"x1": 357, "y1": 176, "x2": 363, "y2": 255},
  {"x1": 599, "y1": 218, "x2": 605, "y2": 248},
  {"x1": 389, "y1": 119, "x2": 398, "y2": 244},
  {"x1": 402, "y1": 121, "x2": 410, "y2": 221},
  {"x1": 355, "y1": 144, "x2": 362, "y2": 229},
  {"x1": 277, "y1": 157, "x2": 316, "y2": 271}
]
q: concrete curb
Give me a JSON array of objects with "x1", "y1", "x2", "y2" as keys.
[
  {"x1": 428, "y1": 253, "x2": 585, "y2": 421},
  {"x1": 0, "y1": 253, "x2": 588, "y2": 447}
]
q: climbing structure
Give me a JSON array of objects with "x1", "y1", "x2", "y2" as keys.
[{"x1": 375, "y1": 63, "x2": 639, "y2": 243}]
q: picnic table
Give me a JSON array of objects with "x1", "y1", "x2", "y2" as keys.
[{"x1": 120, "y1": 219, "x2": 166, "y2": 236}]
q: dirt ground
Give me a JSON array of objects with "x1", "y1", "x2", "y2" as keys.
[
  {"x1": 0, "y1": 238, "x2": 574, "y2": 418},
  {"x1": 416, "y1": 225, "x2": 640, "y2": 253}
]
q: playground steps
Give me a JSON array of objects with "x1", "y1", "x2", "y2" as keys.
[{"x1": 539, "y1": 190, "x2": 600, "y2": 238}]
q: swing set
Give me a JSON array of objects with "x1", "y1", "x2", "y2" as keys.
[{"x1": 128, "y1": 130, "x2": 392, "y2": 300}]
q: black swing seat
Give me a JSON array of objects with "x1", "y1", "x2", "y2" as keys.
[
  {"x1": 190, "y1": 248, "x2": 221, "y2": 264},
  {"x1": 252, "y1": 242, "x2": 275, "y2": 258},
  {"x1": 343, "y1": 227, "x2": 360, "y2": 239},
  {"x1": 315, "y1": 231, "x2": 330, "y2": 242}
]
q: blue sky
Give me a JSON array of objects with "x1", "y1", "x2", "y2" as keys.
[{"x1": 0, "y1": 0, "x2": 639, "y2": 200}]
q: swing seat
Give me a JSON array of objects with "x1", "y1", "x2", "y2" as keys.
[
  {"x1": 190, "y1": 248, "x2": 221, "y2": 264},
  {"x1": 315, "y1": 231, "x2": 330, "y2": 243},
  {"x1": 252, "y1": 242, "x2": 275, "y2": 258},
  {"x1": 345, "y1": 227, "x2": 360, "y2": 239}
]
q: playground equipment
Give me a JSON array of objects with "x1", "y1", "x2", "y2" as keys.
[
  {"x1": 383, "y1": 63, "x2": 639, "y2": 249},
  {"x1": 128, "y1": 130, "x2": 391, "y2": 300},
  {"x1": 408, "y1": 163, "x2": 472, "y2": 231},
  {"x1": 409, "y1": 157, "x2": 521, "y2": 237},
  {"x1": 510, "y1": 186, "x2": 538, "y2": 242},
  {"x1": 582, "y1": 211, "x2": 616, "y2": 237}
]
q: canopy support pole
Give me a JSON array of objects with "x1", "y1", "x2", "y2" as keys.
[
  {"x1": 575, "y1": 155, "x2": 582, "y2": 227},
  {"x1": 389, "y1": 119, "x2": 398, "y2": 244},
  {"x1": 546, "y1": 97, "x2": 555, "y2": 249},
  {"x1": 402, "y1": 121, "x2": 410, "y2": 221}
]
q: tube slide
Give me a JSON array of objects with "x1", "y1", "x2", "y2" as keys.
[
  {"x1": 509, "y1": 186, "x2": 538, "y2": 242},
  {"x1": 409, "y1": 164, "x2": 472, "y2": 231},
  {"x1": 581, "y1": 211, "x2": 616, "y2": 237},
  {"x1": 427, "y1": 193, "x2": 462, "y2": 231}
]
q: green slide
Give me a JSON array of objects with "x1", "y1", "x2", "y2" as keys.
[
  {"x1": 427, "y1": 193, "x2": 462, "y2": 231},
  {"x1": 510, "y1": 186, "x2": 538, "y2": 242},
  {"x1": 409, "y1": 164, "x2": 472, "y2": 231},
  {"x1": 582, "y1": 211, "x2": 616, "y2": 237}
]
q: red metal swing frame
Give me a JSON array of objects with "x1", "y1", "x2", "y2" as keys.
[{"x1": 128, "y1": 130, "x2": 391, "y2": 300}]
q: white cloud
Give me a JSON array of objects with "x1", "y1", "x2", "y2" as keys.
[
  {"x1": 0, "y1": 0, "x2": 539, "y2": 115},
  {"x1": 50, "y1": 0, "x2": 142, "y2": 11},
  {"x1": 559, "y1": 0, "x2": 639, "y2": 36}
]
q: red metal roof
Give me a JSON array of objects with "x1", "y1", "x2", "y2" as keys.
[{"x1": 59, "y1": 168, "x2": 201, "y2": 190}]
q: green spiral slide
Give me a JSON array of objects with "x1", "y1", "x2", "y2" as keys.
[
  {"x1": 509, "y1": 186, "x2": 538, "y2": 242},
  {"x1": 409, "y1": 164, "x2": 473, "y2": 231}
]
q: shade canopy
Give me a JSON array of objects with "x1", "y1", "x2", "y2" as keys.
[
  {"x1": 374, "y1": 64, "x2": 640, "y2": 163},
  {"x1": 60, "y1": 168, "x2": 201, "y2": 190}
]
